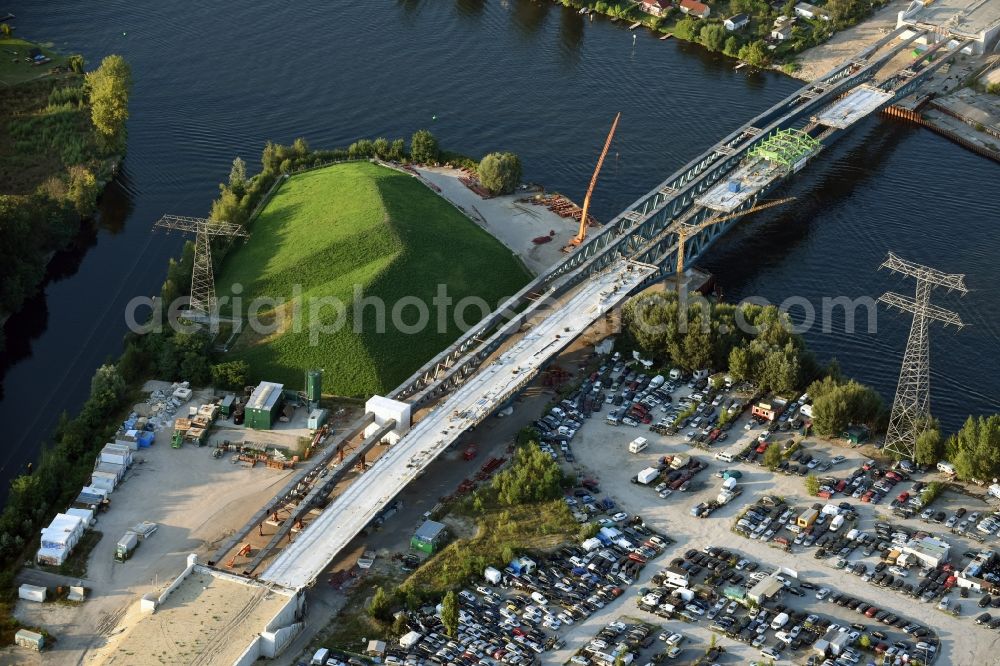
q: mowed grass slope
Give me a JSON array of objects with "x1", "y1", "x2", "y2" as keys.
[{"x1": 218, "y1": 162, "x2": 531, "y2": 396}]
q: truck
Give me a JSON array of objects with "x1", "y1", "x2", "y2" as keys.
[
  {"x1": 115, "y1": 532, "x2": 139, "y2": 562},
  {"x1": 629, "y1": 437, "x2": 648, "y2": 454},
  {"x1": 637, "y1": 467, "x2": 660, "y2": 485}
]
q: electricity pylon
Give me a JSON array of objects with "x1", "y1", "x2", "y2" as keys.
[
  {"x1": 153, "y1": 215, "x2": 249, "y2": 317},
  {"x1": 878, "y1": 252, "x2": 966, "y2": 460}
]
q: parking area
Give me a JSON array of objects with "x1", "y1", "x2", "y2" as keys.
[{"x1": 539, "y1": 360, "x2": 1000, "y2": 664}]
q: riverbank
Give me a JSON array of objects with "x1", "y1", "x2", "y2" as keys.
[
  {"x1": 0, "y1": 35, "x2": 129, "y2": 348},
  {"x1": 790, "y1": 0, "x2": 906, "y2": 81}
]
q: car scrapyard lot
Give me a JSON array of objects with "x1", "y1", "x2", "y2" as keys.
[
  {"x1": 523, "y1": 358, "x2": 1000, "y2": 665},
  {"x1": 346, "y1": 357, "x2": 1000, "y2": 666}
]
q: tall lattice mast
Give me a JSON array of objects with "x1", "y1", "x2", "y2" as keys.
[
  {"x1": 153, "y1": 215, "x2": 249, "y2": 316},
  {"x1": 878, "y1": 252, "x2": 966, "y2": 460}
]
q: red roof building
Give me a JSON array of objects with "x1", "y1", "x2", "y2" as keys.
[{"x1": 680, "y1": 0, "x2": 711, "y2": 19}]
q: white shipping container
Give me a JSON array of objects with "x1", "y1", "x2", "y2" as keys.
[
  {"x1": 66, "y1": 507, "x2": 95, "y2": 528},
  {"x1": 94, "y1": 461, "x2": 125, "y2": 481},
  {"x1": 18, "y1": 584, "x2": 46, "y2": 603},
  {"x1": 100, "y1": 443, "x2": 133, "y2": 467},
  {"x1": 90, "y1": 471, "x2": 118, "y2": 492},
  {"x1": 35, "y1": 545, "x2": 68, "y2": 566}
]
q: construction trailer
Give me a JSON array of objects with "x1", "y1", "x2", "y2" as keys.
[
  {"x1": 245, "y1": 381, "x2": 284, "y2": 430},
  {"x1": 410, "y1": 520, "x2": 448, "y2": 554}
]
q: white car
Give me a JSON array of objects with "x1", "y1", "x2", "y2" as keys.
[
  {"x1": 889, "y1": 566, "x2": 909, "y2": 577},
  {"x1": 830, "y1": 455, "x2": 847, "y2": 465},
  {"x1": 816, "y1": 587, "x2": 831, "y2": 601},
  {"x1": 611, "y1": 512, "x2": 628, "y2": 522}
]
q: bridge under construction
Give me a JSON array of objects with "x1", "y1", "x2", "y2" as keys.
[{"x1": 206, "y1": 27, "x2": 970, "y2": 592}]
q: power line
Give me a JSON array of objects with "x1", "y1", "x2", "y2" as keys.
[
  {"x1": 152, "y1": 215, "x2": 249, "y2": 317},
  {"x1": 877, "y1": 252, "x2": 966, "y2": 460}
]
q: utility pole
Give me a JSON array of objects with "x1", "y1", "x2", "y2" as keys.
[
  {"x1": 153, "y1": 215, "x2": 250, "y2": 318},
  {"x1": 878, "y1": 252, "x2": 966, "y2": 460}
]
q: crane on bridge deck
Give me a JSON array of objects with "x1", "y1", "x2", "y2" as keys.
[
  {"x1": 675, "y1": 197, "x2": 796, "y2": 294},
  {"x1": 563, "y1": 112, "x2": 621, "y2": 253}
]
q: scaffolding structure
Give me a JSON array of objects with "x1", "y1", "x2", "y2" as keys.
[
  {"x1": 749, "y1": 129, "x2": 822, "y2": 171},
  {"x1": 878, "y1": 253, "x2": 967, "y2": 460}
]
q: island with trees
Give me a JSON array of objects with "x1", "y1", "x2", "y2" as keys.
[{"x1": 0, "y1": 31, "x2": 131, "y2": 345}]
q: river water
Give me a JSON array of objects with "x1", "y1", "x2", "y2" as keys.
[{"x1": 2, "y1": 0, "x2": 998, "y2": 491}]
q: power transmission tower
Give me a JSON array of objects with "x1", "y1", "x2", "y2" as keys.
[
  {"x1": 153, "y1": 215, "x2": 249, "y2": 317},
  {"x1": 877, "y1": 252, "x2": 966, "y2": 460}
]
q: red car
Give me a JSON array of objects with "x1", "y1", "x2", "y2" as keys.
[
  {"x1": 865, "y1": 606, "x2": 879, "y2": 618},
  {"x1": 756, "y1": 442, "x2": 769, "y2": 454},
  {"x1": 861, "y1": 490, "x2": 875, "y2": 503},
  {"x1": 897, "y1": 492, "x2": 910, "y2": 503},
  {"x1": 835, "y1": 480, "x2": 847, "y2": 493}
]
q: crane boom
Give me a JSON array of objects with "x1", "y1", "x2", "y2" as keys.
[
  {"x1": 675, "y1": 197, "x2": 796, "y2": 293},
  {"x1": 569, "y1": 112, "x2": 620, "y2": 247}
]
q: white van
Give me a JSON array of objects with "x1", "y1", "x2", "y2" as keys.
[
  {"x1": 669, "y1": 368, "x2": 682, "y2": 380},
  {"x1": 714, "y1": 451, "x2": 734, "y2": 463},
  {"x1": 769, "y1": 612, "x2": 789, "y2": 630},
  {"x1": 937, "y1": 461, "x2": 956, "y2": 476},
  {"x1": 629, "y1": 437, "x2": 648, "y2": 454},
  {"x1": 311, "y1": 648, "x2": 330, "y2": 665}
]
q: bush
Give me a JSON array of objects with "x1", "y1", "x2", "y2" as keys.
[
  {"x1": 804, "y1": 474, "x2": 820, "y2": 496},
  {"x1": 211, "y1": 360, "x2": 249, "y2": 390}
]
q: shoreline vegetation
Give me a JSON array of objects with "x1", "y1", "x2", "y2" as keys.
[
  {"x1": 552, "y1": 0, "x2": 892, "y2": 73},
  {"x1": 0, "y1": 129, "x2": 519, "y2": 643},
  {"x1": 0, "y1": 32, "x2": 131, "y2": 348}
]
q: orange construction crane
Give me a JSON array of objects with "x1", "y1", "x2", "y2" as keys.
[
  {"x1": 563, "y1": 112, "x2": 621, "y2": 252},
  {"x1": 675, "y1": 197, "x2": 796, "y2": 294}
]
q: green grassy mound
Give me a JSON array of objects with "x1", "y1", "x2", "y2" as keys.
[{"x1": 218, "y1": 161, "x2": 531, "y2": 397}]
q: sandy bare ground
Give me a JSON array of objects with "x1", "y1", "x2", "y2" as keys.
[
  {"x1": 3, "y1": 387, "x2": 300, "y2": 666},
  {"x1": 415, "y1": 166, "x2": 579, "y2": 276},
  {"x1": 793, "y1": 2, "x2": 909, "y2": 82}
]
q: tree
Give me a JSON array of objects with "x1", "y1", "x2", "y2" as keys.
[
  {"x1": 764, "y1": 442, "x2": 783, "y2": 470},
  {"x1": 67, "y1": 165, "x2": 100, "y2": 216},
  {"x1": 228, "y1": 157, "x2": 247, "y2": 196},
  {"x1": 369, "y1": 585, "x2": 391, "y2": 621},
  {"x1": 390, "y1": 138, "x2": 406, "y2": 161},
  {"x1": 804, "y1": 474, "x2": 820, "y2": 496},
  {"x1": 945, "y1": 414, "x2": 1000, "y2": 480},
  {"x1": 410, "y1": 129, "x2": 439, "y2": 164},
  {"x1": 492, "y1": 442, "x2": 563, "y2": 505},
  {"x1": 724, "y1": 35, "x2": 740, "y2": 57},
  {"x1": 738, "y1": 40, "x2": 771, "y2": 68},
  {"x1": 478, "y1": 152, "x2": 522, "y2": 195},
  {"x1": 858, "y1": 633, "x2": 872, "y2": 650},
  {"x1": 68, "y1": 54, "x2": 85, "y2": 74},
  {"x1": 0, "y1": 23, "x2": 11, "y2": 39},
  {"x1": 673, "y1": 17, "x2": 699, "y2": 41},
  {"x1": 90, "y1": 364, "x2": 126, "y2": 413},
  {"x1": 292, "y1": 137, "x2": 309, "y2": 158},
  {"x1": 810, "y1": 380, "x2": 882, "y2": 436},
  {"x1": 699, "y1": 24, "x2": 727, "y2": 52},
  {"x1": 85, "y1": 54, "x2": 132, "y2": 152},
  {"x1": 914, "y1": 428, "x2": 943, "y2": 467},
  {"x1": 441, "y1": 590, "x2": 459, "y2": 637}
]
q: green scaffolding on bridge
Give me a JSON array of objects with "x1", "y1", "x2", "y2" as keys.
[{"x1": 749, "y1": 129, "x2": 821, "y2": 171}]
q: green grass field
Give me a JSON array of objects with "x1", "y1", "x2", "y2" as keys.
[
  {"x1": 218, "y1": 162, "x2": 531, "y2": 397},
  {"x1": 0, "y1": 38, "x2": 68, "y2": 87}
]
